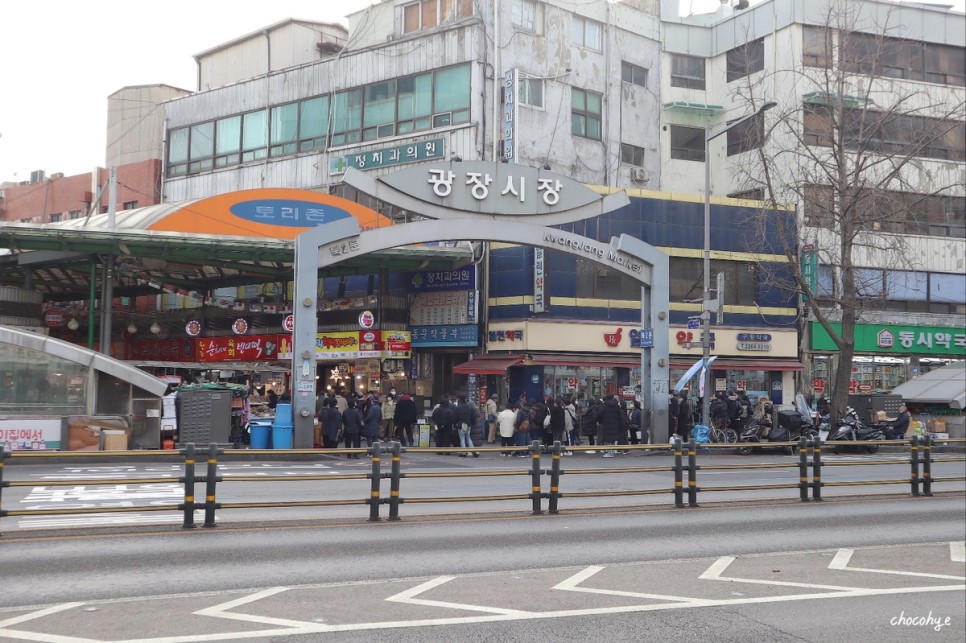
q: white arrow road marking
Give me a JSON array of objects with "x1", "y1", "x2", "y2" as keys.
[
  {"x1": 829, "y1": 548, "x2": 966, "y2": 581},
  {"x1": 553, "y1": 565, "x2": 703, "y2": 603},
  {"x1": 700, "y1": 556, "x2": 859, "y2": 591},
  {"x1": 951, "y1": 541, "x2": 966, "y2": 563},
  {"x1": 385, "y1": 576, "x2": 530, "y2": 615}
]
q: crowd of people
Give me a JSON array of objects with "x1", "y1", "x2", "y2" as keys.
[{"x1": 313, "y1": 386, "x2": 419, "y2": 457}]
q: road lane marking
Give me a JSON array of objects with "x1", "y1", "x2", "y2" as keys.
[
  {"x1": 0, "y1": 603, "x2": 84, "y2": 629},
  {"x1": 952, "y1": 541, "x2": 966, "y2": 563},
  {"x1": 700, "y1": 555, "x2": 859, "y2": 591},
  {"x1": 385, "y1": 576, "x2": 530, "y2": 615},
  {"x1": 195, "y1": 587, "x2": 314, "y2": 628},
  {"x1": 830, "y1": 547, "x2": 966, "y2": 580},
  {"x1": 553, "y1": 565, "x2": 701, "y2": 602}
]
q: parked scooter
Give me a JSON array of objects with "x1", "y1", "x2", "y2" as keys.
[
  {"x1": 736, "y1": 409, "x2": 816, "y2": 456},
  {"x1": 826, "y1": 407, "x2": 886, "y2": 453}
]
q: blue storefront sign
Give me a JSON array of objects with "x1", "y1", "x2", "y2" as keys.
[
  {"x1": 408, "y1": 265, "x2": 476, "y2": 292},
  {"x1": 410, "y1": 325, "x2": 479, "y2": 347}
]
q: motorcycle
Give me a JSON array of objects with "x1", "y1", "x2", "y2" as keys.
[
  {"x1": 736, "y1": 410, "x2": 816, "y2": 456},
  {"x1": 826, "y1": 407, "x2": 885, "y2": 453}
]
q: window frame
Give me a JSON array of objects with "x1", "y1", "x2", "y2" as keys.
[
  {"x1": 571, "y1": 88, "x2": 603, "y2": 140},
  {"x1": 572, "y1": 15, "x2": 603, "y2": 51},
  {"x1": 517, "y1": 73, "x2": 545, "y2": 109},
  {"x1": 670, "y1": 54, "x2": 706, "y2": 89},
  {"x1": 669, "y1": 125, "x2": 705, "y2": 162},
  {"x1": 726, "y1": 38, "x2": 765, "y2": 82},
  {"x1": 511, "y1": 0, "x2": 543, "y2": 35},
  {"x1": 621, "y1": 61, "x2": 648, "y2": 88},
  {"x1": 620, "y1": 143, "x2": 645, "y2": 167}
]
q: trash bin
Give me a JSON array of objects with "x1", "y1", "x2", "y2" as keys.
[
  {"x1": 249, "y1": 420, "x2": 271, "y2": 449},
  {"x1": 272, "y1": 403, "x2": 293, "y2": 449}
]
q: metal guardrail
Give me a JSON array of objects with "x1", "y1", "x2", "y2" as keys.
[{"x1": 0, "y1": 436, "x2": 963, "y2": 534}]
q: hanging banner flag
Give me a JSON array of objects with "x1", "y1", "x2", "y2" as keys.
[{"x1": 673, "y1": 356, "x2": 717, "y2": 394}]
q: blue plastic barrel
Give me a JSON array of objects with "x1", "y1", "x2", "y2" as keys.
[
  {"x1": 271, "y1": 426, "x2": 294, "y2": 449},
  {"x1": 271, "y1": 403, "x2": 293, "y2": 449},
  {"x1": 249, "y1": 422, "x2": 271, "y2": 449}
]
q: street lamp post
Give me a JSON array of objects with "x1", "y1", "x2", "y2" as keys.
[{"x1": 701, "y1": 101, "x2": 776, "y2": 429}]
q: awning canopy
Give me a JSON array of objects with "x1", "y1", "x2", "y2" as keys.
[
  {"x1": 889, "y1": 362, "x2": 965, "y2": 409},
  {"x1": 670, "y1": 358, "x2": 805, "y2": 371},
  {"x1": 452, "y1": 354, "x2": 524, "y2": 374},
  {"x1": 528, "y1": 354, "x2": 642, "y2": 369}
]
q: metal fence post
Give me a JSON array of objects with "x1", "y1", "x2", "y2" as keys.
[
  {"x1": 548, "y1": 440, "x2": 562, "y2": 514},
  {"x1": 910, "y1": 435, "x2": 921, "y2": 497},
  {"x1": 687, "y1": 437, "x2": 699, "y2": 507},
  {"x1": 181, "y1": 443, "x2": 197, "y2": 529},
  {"x1": 0, "y1": 448, "x2": 8, "y2": 536},
  {"x1": 673, "y1": 437, "x2": 684, "y2": 508},
  {"x1": 203, "y1": 442, "x2": 221, "y2": 528},
  {"x1": 922, "y1": 434, "x2": 933, "y2": 496},
  {"x1": 811, "y1": 438, "x2": 823, "y2": 501},
  {"x1": 799, "y1": 437, "x2": 810, "y2": 502},
  {"x1": 530, "y1": 440, "x2": 543, "y2": 515},
  {"x1": 368, "y1": 441, "x2": 382, "y2": 521},
  {"x1": 388, "y1": 441, "x2": 402, "y2": 521}
]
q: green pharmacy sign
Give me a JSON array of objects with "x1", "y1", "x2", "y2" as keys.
[{"x1": 811, "y1": 322, "x2": 966, "y2": 356}]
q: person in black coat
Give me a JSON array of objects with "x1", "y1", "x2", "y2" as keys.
[
  {"x1": 393, "y1": 393, "x2": 419, "y2": 447},
  {"x1": 598, "y1": 395, "x2": 628, "y2": 457},
  {"x1": 341, "y1": 399, "x2": 364, "y2": 459},
  {"x1": 320, "y1": 398, "x2": 343, "y2": 449},
  {"x1": 677, "y1": 394, "x2": 692, "y2": 441},
  {"x1": 668, "y1": 393, "x2": 680, "y2": 441},
  {"x1": 432, "y1": 396, "x2": 456, "y2": 453}
]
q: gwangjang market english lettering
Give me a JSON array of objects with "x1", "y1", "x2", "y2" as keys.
[{"x1": 542, "y1": 232, "x2": 643, "y2": 273}]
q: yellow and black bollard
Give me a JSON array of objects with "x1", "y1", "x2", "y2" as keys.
[
  {"x1": 548, "y1": 440, "x2": 562, "y2": 514},
  {"x1": 367, "y1": 441, "x2": 382, "y2": 521},
  {"x1": 388, "y1": 441, "x2": 403, "y2": 521},
  {"x1": 180, "y1": 443, "x2": 197, "y2": 529},
  {"x1": 687, "y1": 437, "x2": 699, "y2": 507},
  {"x1": 811, "y1": 438, "x2": 823, "y2": 501},
  {"x1": 673, "y1": 437, "x2": 684, "y2": 508},
  {"x1": 922, "y1": 435, "x2": 933, "y2": 496},
  {"x1": 799, "y1": 437, "x2": 810, "y2": 502},
  {"x1": 203, "y1": 442, "x2": 221, "y2": 528},
  {"x1": 0, "y1": 447, "x2": 8, "y2": 535},
  {"x1": 910, "y1": 435, "x2": 921, "y2": 496},
  {"x1": 530, "y1": 440, "x2": 543, "y2": 515}
]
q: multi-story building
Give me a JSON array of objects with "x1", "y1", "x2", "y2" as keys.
[
  {"x1": 659, "y1": 0, "x2": 965, "y2": 399},
  {"x1": 154, "y1": 0, "x2": 806, "y2": 423}
]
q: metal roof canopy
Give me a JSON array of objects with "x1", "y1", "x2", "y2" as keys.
[{"x1": 0, "y1": 223, "x2": 472, "y2": 301}]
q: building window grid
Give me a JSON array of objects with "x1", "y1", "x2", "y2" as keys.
[
  {"x1": 167, "y1": 63, "x2": 471, "y2": 177},
  {"x1": 620, "y1": 143, "x2": 645, "y2": 167},
  {"x1": 843, "y1": 32, "x2": 965, "y2": 88},
  {"x1": 517, "y1": 73, "x2": 544, "y2": 109},
  {"x1": 403, "y1": 0, "x2": 474, "y2": 34},
  {"x1": 621, "y1": 61, "x2": 648, "y2": 88},
  {"x1": 726, "y1": 115, "x2": 765, "y2": 156},
  {"x1": 669, "y1": 125, "x2": 705, "y2": 161},
  {"x1": 670, "y1": 54, "x2": 706, "y2": 89},
  {"x1": 511, "y1": 0, "x2": 542, "y2": 34},
  {"x1": 572, "y1": 16, "x2": 603, "y2": 51},
  {"x1": 726, "y1": 38, "x2": 765, "y2": 82},
  {"x1": 571, "y1": 88, "x2": 603, "y2": 140}
]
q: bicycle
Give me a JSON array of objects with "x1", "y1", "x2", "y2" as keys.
[{"x1": 709, "y1": 417, "x2": 738, "y2": 443}]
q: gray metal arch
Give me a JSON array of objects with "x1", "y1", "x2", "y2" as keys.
[{"x1": 289, "y1": 218, "x2": 670, "y2": 448}]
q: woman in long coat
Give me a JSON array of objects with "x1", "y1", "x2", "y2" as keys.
[{"x1": 341, "y1": 399, "x2": 364, "y2": 459}]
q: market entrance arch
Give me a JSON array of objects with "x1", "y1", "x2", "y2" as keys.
[{"x1": 290, "y1": 163, "x2": 670, "y2": 448}]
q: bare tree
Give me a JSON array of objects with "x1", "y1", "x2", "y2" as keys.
[{"x1": 726, "y1": 0, "x2": 965, "y2": 417}]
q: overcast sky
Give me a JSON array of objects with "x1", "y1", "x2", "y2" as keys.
[{"x1": 0, "y1": 0, "x2": 962, "y2": 183}]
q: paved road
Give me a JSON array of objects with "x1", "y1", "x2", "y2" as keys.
[{"x1": 0, "y1": 496, "x2": 963, "y2": 642}]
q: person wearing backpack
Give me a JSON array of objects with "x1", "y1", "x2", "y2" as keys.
[
  {"x1": 512, "y1": 404, "x2": 531, "y2": 456},
  {"x1": 432, "y1": 396, "x2": 457, "y2": 454},
  {"x1": 564, "y1": 398, "x2": 579, "y2": 453}
]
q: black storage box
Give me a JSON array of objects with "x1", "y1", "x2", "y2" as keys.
[{"x1": 777, "y1": 410, "x2": 804, "y2": 430}]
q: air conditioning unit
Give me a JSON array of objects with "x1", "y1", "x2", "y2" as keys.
[{"x1": 630, "y1": 167, "x2": 649, "y2": 183}]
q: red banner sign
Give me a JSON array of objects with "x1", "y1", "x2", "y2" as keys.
[
  {"x1": 196, "y1": 335, "x2": 281, "y2": 362},
  {"x1": 126, "y1": 339, "x2": 196, "y2": 361}
]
